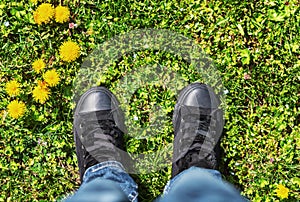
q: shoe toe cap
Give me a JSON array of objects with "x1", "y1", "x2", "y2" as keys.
[
  {"x1": 78, "y1": 90, "x2": 113, "y2": 113},
  {"x1": 181, "y1": 84, "x2": 220, "y2": 108}
]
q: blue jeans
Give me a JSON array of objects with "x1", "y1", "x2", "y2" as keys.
[{"x1": 65, "y1": 161, "x2": 247, "y2": 202}]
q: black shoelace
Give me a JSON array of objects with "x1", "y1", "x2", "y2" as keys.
[
  {"x1": 175, "y1": 113, "x2": 217, "y2": 170},
  {"x1": 80, "y1": 119, "x2": 123, "y2": 169}
]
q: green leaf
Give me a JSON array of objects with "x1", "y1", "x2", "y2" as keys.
[
  {"x1": 240, "y1": 49, "x2": 251, "y2": 65},
  {"x1": 236, "y1": 24, "x2": 245, "y2": 36},
  {"x1": 260, "y1": 179, "x2": 269, "y2": 188},
  {"x1": 268, "y1": 10, "x2": 286, "y2": 22},
  {"x1": 291, "y1": 177, "x2": 300, "y2": 187}
]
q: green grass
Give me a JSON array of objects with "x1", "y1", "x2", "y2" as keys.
[{"x1": 0, "y1": 0, "x2": 299, "y2": 201}]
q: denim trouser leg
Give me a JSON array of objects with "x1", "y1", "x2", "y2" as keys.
[
  {"x1": 65, "y1": 163, "x2": 246, "y2": 202},
  {"x1": 159, "y1": 166, "x2": 247, "y2": 202},
  {"x1": 65, "y1": 161, "x2": 138, "y2": 202}
]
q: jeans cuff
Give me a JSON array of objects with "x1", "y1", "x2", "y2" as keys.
[
  {"x1": 82, "y1": 161, "x2": 138, "y2": 202},
  {"x1": 83, "y1": 161, "x2": 125, "y2": 182}
]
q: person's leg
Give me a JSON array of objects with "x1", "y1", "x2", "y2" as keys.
[
  {"x1": 65, "y1": 161, "x2": 137, "y2": 202},
  {"x1": 64, "y1": 87, "x2": 137, "y2": 202},
  {"x1": 159, "y1": 83, "x2": 246, "y2": 202},
  {"x1": 161, "y1": 167, "x2": 246, "y2": 202}
]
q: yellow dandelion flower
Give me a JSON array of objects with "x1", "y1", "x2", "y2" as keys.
[
  {"x1": 43, "y1": 69, "x2": 60, "y2": 87},
  {"x1": 55, "y1": 6, "x2": 70, "y2": 23},
  {"x1": 275, "y1": 184, "x2": 289, "y2": 199},
  {"x1": 33, "y1": 3, "x2": 54, "y2": 25},
  {"x1": 7, "y1": 100, "x2": 26, "y2": 119},
  {"x1": 32, "y1": 83, "x2": 50, "y2": 104},
  {"x1": 6, "y1": 80, "x2": 20, "y2": 96},
  {"x1": 37, "y1": 80, "x2": 48, "y2": 88},
  {"x1": 59, "y1": 41, "x2": 80, "y2": 62},
  {"x1": 33, "y1": 10, "x2": 40, "y2": 24},
  {"x1": 32, "y1": 59, "x2": 46, "y2": 73}
]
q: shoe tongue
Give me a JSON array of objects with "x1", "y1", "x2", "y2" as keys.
[
  {"x1": 189, "y1": 152, "x2": 217, "y2": 169},
  {"x1": 173, "y1": 105, "x2": 215, "y2": 162}
]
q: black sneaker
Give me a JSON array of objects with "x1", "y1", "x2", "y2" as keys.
[
  {"x1": 73, "y1": 86, "x2": 128, "y2": 182},
  {"x1": 172, "y1": 83, "x2": 224, "y2": 178}
]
